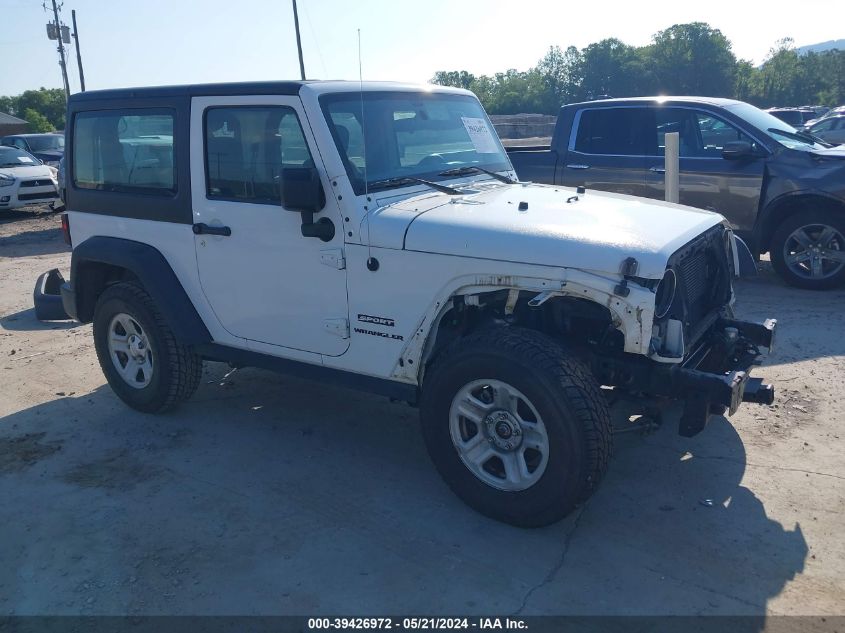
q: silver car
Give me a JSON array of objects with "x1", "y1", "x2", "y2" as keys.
[{"x1": 808, "y1": 115, "x2": 845, "y2": 145}]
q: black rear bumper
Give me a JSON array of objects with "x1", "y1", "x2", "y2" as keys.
[
  {"x1": 595, "y1": 316, "x2": 776, "y2": 437},
  {"x1": 33, "y1": 269, "x2": 77, "y2": 321}
]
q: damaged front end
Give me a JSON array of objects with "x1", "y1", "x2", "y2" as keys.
[
  {"x1": 593, "y1": 224, "x2": 776, "y2": 436},
  {"x1": 593, "y1": 316, "x2": 776, "y2": 436}
]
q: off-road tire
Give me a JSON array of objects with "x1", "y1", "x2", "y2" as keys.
[
  {"x1": 93, "y1": 282, "x2": 202, "y2": 413},
  {"x1": 420, "y1": 326, "x2": 612, "y2": 527},
  {"x1": 770, "y1": 210, "x2": 845, "y2": 290}
]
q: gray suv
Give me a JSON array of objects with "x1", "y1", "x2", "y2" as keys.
[{"x1": 509, "y1": 97, "x2": 845, "y2": 290}]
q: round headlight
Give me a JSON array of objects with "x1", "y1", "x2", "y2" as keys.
[{"x1": 654, "y1": 268, "x2": 677, "y2": 319}]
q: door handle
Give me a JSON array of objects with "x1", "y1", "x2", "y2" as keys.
[
  {"x1": 192, "y1": 223, "x2": 231, "y2": 237},
  {"x1": 649, "y1": 166, "x2": 666, "y2": 174},
  {"x1": 566, "y1": 164, "x2": 590, "y2": 170}
]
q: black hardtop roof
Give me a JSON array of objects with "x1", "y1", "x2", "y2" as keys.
[
  {"x1": 68, "y1": 80, "x2": 315, "y2": 103},
  {"x1": 564, "y1": 96, "x2": 745, "y2": 109}
]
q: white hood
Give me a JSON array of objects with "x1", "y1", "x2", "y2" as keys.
[
  {"x1": 0, "y1": 164, "x2": 56, "y2": 180},
  {"x1": 366, "y1": 183, "x2": 724, "y2": 279}
]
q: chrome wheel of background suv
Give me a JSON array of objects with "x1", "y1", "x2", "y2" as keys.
[
  {"x1": 772, "y1": 211, "x2": 845, "y2": 290},
  {"x1": 783, "y1": 223, "x2": 845, "y2": 281}
]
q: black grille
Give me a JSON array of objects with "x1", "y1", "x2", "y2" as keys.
[
  {"x1": 677, "y1": 248, "x2": 714, "y2": 323},
  {"x1": 18, "y1": 191, "x2": 58, "y2": 201},
  {"x1": 664, "y1": 226, "x2": 732, "y2": 347},
  {"x1": 20, "y1": 179, "x2": 54, "y2": 188}
]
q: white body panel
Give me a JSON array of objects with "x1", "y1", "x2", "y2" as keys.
[
  {"x1": 65, "y1": 212, "x2": 244, "y2": 351},
  {"x1": 189, "y1": 95, "x2": 350, "y2": 357},
  {"x1": 329, "y1": 243, "x2": 654, "y2": 382},
  {"x1": 367, "y1": 183, "x2": 722, "y2": 279}
]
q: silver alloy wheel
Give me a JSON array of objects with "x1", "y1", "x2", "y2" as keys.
[
  {"x1": 449, "y1": 379, "x2": 550, "y2": 492},
  {"x1": 107, "y1": 313, "x2": 154, "y2": 389},
  {"x1": 783, "y1": 223, "x2": 845, "y2": 280}
]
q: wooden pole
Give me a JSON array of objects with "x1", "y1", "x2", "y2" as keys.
[
  {"x1": 71, "y1": 10, "x2": 86, "y2": 91},
  {"x1": 292, "y1": 0, "x2": 306, "y2": 80}
]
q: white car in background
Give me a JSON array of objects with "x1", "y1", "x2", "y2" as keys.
[{"x1": 0, "y1": 145, "x2": 60, "y2": 210}]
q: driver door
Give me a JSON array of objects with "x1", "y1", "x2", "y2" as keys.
[{"x1": 190, "y1": 96, "x2": 349, "y2": 356}]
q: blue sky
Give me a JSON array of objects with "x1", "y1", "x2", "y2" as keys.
[{"x1": 2, "y1": 0, "x2": 843, "y2": 96}]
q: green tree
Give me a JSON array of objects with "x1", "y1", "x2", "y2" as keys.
[
  {"x1": 0, "y1": 88, "x2": 67, "y2": 130},
  {"x1": 650, "y1": 23, "x2": 736, "y2": 96},
  {"x1": 578, "y1": 38, "x2": 649, "y2": 100},
  {"x1": 734, "y1": 59, "x2": 760, "y2": 103},
  {"x1": 757, "y1": 38, "x2": 801, "y2": 107},
  {"x1": 815, "y1": 49, "x2": 845, "y2": 105},
  {"x1": 430, "y1": 23, "x2": 842, "y2": 114},
  {"x1": 534, "y1": 45, "x2": 582, "y2": 111},
  {"x1": 22, "y1": 108, "x2": 55, "y2": 133},
  {"x1": 430, "y1": 70, "x2": 476, "y2": 90}
]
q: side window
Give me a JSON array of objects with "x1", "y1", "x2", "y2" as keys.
[
  {"x1": 204, "y1": 106, "x2": 312, "y2": 204},
  {"x1": 695, "y1": 113, "x2": 751, "y2": 155},
  {"x1": 652, "y1": 109, "x2": 752, "y2": 157},
  {"x1": 73, "y1": 110, "x2": 175, "y2": 193},
  {"x1": 812, "y1": 118, "x2": 836, "y2": 133},
  {"x1": 13, "y1": 139, "x2": 28, "y2": 150},
  {"x1": 573, "y1": 108, "x2": 651, "y2": 156}
]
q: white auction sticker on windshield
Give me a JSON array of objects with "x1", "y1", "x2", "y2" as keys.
[
  {"x1": 461, "y1": 117, "x2": 499, "y2": 154},
  {"x1": 17, "y1": 156, "x2": 35, "y2": 163}
]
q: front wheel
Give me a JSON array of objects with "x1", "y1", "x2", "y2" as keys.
[
  {"x1": 420, "y1": 327, "x2": 612, "y2": 527},
  {"x1": 93, "y1": 282, "x2": 202, "y2": 413},
  {"x1": 770, "y1": 211, "x2": 845, "y2": 290}
]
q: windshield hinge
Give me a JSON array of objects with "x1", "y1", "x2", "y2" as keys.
[
  {"x1": 323, "y1": 318, "x2": 350, "y2": 339},
  {"x1": 320, "y1": 248, "x2": 346, "y2": 270}
]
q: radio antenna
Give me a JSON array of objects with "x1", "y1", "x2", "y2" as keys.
[{"x1": 359, "y1": 29, "x2": 377, "y2": 271}]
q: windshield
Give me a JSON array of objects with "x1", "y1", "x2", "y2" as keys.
[
  {"x1": 724, "y1": 103, "x2": 828, "y2": 151},
  {"x1": 27, "y1": 135, "x2": 64, "y2": 152},
  {"x1": 0, "y1": 146, "x2": 40, "y2": 167},
  {"x1": 320, "y1": 91, "x2": 510, "y2": 195}
]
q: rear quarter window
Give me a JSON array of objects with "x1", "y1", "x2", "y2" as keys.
[
  {"x1": 573, "y1": 108, "x2": 651, "y2": 156},
  {"x1": 73, "y1": 109, "x2": 175, "y2": 194}
]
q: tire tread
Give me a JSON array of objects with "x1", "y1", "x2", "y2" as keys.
[{"x1": 94, "y1": 282, "x2": 202, "y2": 412}]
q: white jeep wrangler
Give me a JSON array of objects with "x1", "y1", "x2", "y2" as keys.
[{"x1": 38, "y1": 81, "x2": 776, "y2": 526}]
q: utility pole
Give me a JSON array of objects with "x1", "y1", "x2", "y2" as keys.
[
  {"x1": 71, "y1": 9, "x2": 86, "y2": 91},
  {"x1": 45, "y1": 0, "x2": 71, "y2": 99},
  {"x1": 291, "y1": 0, "x2": 306, "y2": 80}
]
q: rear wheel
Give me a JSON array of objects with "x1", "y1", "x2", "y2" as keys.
[
  {"x1": 420, "y1": 327, "x2": 612, "y2": 527},
  {"x1": 771, "y1": 211, "x2": 845, "y2": 290},
  {"x1": 93, "y1": 282, "x2": 202, "y2": 413}
]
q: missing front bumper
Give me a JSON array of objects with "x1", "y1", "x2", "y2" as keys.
[{"x1": 595, "y1": 317, "x2": 777, "y2": 437}]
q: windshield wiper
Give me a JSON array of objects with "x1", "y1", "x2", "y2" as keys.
[
  {"x1": 438, "y1": 165, "x2": 516, "y2": 184},
  {"x1": 367, "y1": 176, "x2": 464, "y2": 195}
]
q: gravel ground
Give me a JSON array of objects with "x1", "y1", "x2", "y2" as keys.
[{"x1": 1, "y1": 205, "x2": 844, "y2": 618}]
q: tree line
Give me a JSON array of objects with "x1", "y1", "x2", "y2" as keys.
[
  {"x1": 432, "y1": 23, "x2": 845, "y2": 115},
  {"x1": 0, "y1": 88, "x2": 66, "y2": 132},
  {"x1": 3, "y1": 24, "x2": 843, "y2": 131}
]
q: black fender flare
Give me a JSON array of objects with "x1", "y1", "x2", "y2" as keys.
[
  {"x1": 755, "y1": 189, "x2": 845, "y2": 253},
  {"x1": 70, "y1": 236, "x2": 211, "y2": 345}
]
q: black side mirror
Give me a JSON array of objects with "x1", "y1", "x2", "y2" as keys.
[
  {"x1": 280, "y1": 166, "x2": 334, "y2": 242},
  {"x1": 722, "y1": 141, "x2": 754, "y2": 160},
  {"x1": 281, "y1": 166, "x2": 325, "y2": 213}
]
